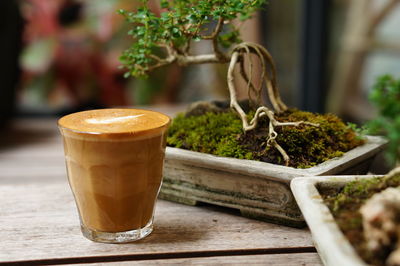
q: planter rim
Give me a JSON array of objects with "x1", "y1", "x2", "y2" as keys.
[
  {"x1": 166, "y1": 136, "x2": 387, "y2": 183},
  {"x1": 291, "y1": 175, "x2": 383, "y2": 266}
]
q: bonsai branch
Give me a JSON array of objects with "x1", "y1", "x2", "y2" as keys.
[
  {"x1": 144, "y1": 54, "x2": 176, "y2": 72},
  {"x1": 144, "y1": 20, "x2": 231, "y2": 72},
  {"x1": 143, "y1": 50, "x2": 229, "y2": 73},
  {"x1": 202, "y1": 17, "x2": 225, "y2": 40},
  {"x1": 156, "y1": 17, "x2": 229, "y2": 69},
  {"x1": 202, "y1": 17, "x2": 227, "y2": 61},
  {"x1": 180, "y1": 54, "x2": 229, "y2": 65}
]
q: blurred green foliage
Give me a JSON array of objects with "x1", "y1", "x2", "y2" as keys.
[{"x1": 367, "y1": 75, "x2": 400, "y2": 165}]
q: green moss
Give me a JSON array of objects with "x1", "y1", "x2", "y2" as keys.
[
  {"x1": 167, "y1": 107, "x2": 365, "y2": 168},
  {"x1": 322, "y1": 173, "x2": 400, "y2": 265},
  {"x1": 327, "y1": 174, "x2": 400, "y2": 214},
  {"x1": 241, "y1": 109, "x2": 364, "y2": 168},
  {"x1": 167, "y1": 111, "x2": 252, "y2": 159}
]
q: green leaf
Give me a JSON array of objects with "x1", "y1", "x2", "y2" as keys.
[
  {"x1": 161, "y1": 0, "x2": 169, "y2": 8},
  {"x1": 118, "y1": 0, "x2": 268, "y2": 77}
]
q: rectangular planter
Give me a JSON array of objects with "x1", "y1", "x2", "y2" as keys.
[
  {"x1": 160, "y1": 136, "x2": 386, "y2": 227},
  {"x1": 290, "y1": 175, "x2": 379, "y2": 265}
]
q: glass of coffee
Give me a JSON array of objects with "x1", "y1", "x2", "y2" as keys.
[{"x1": 58, "y1": 109, "x2": 170, "y2": 243}]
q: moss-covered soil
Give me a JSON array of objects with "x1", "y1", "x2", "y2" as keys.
[
  {"x1": 321, "y1": 173, "x2": 400, "y2": 266},
  {"x1": 167, "y1": 107, "x2": 365, "y2": 168}
]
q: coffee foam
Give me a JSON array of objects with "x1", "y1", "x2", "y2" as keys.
[
  {"x1": 85, "y1": 114, "x2": 144, "y2": 125},
  {"x1": 58, "y1": 109, "x2": 170, "y2": 140}
]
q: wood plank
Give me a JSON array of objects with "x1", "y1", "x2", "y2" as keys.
[
  {"x1": 77, "y1": 253, "x2": 322, "y2": 265},
  {"x1": 0, "y1": 182, "x2": 314, "y2": 263},
  {"x1": 0, "y1": 140, "x2": 66, "y2": 183},
  {"x1": 0, "y1": 139, "x2": 62, "y2": 158}
]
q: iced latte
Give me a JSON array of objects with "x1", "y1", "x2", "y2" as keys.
[{"x1": 58, "y1": 109, "x2": 170, "y2": 243}]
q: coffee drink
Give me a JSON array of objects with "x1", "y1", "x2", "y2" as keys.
[{"x1": 58, "y1": 109, "x2": 170, "y2": 242}]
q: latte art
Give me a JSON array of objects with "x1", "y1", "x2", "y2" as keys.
[{"x1": 85, "y1": 114, "x2": 144, "y2": 125}]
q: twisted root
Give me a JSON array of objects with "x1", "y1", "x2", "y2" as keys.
[{"x1": 227, "y1": 42, "x2": 319, "y2": 166}]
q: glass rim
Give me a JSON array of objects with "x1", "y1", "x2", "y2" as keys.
[{"x1": 58, "y1": 108, "x2": 171, "y2": 139}]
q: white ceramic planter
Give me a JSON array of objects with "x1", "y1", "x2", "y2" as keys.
[
  {"x1": 291, "y1": 175, "x2": 381, "y2": 266},
  {"x1": 160, "y1": 136, "x2": 386, "y2": 227}
]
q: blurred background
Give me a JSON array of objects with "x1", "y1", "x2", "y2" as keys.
[{"x1": 1, "y1": 0, "x2": 400, "y2": 125}]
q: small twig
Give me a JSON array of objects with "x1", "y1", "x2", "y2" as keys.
[
  {"x1": 212, "y1": 17, "x2": 226, "y2": 60},
  {"x1": 202, "y1": 17, "x2": 227, "y2": 61},
  {"x1": 273, "y1": 121, "x2": 319, "y2": 127},
  {"x1": 239, "y1": 57, "x2": 257, "y2": 105},
  {"x1": 184, "y1": 21, "x2": 204, "y2": 54},
  {"x1": 272, "y1": 141, "x2": 290, "y2": 166},
  {"x1": 251, "y1": 45, "x2": 265, "y2": 105},
  {"x1": 202, "y1": 17, "x2": 224, "y2": 39},
  {"x1": 149, "y1": 54, "x2": 167, "y2": 63},
  {"x1": 240, "y1": 46, "x2": 256, "y2": 105},
  {"x1": 246, "y1": 49, "x2": 255, "y2": 104},
  {"x1": 145, "y1": 58, "x2": 176, "y2": 72}
]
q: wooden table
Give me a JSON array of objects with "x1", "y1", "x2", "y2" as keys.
[{"x1": 0, "y1": 106, "x2": 322, "y2": 265}]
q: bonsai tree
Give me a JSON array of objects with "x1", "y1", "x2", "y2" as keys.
[{"x1": 118, "y1": 0, "x2": 319, "y2": 166}]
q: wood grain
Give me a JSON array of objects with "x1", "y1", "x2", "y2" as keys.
[
  {"x1": 0, "y1": 182, "x2": 314, "y2": 263},
  {"x1": 77, "y1": 253, "x2": 322, "y2": 265}
]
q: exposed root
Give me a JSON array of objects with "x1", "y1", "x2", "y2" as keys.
[
  {"x1": 227, "y1": 42, "x2": 319, "y2": 166},
  {"x1": 360, "y1": 180, "x2": 400, "y2": 265},
  {"x1": 239, "y1": 58, "x2": 258, "y2": 107},
  {"x1": 384, "y1": 167, "x2": 400, "y2": 181},
  {"x1": 234, "y1": 42, "x2": 287, "y2": 112},
  {"x1": 253, "y1": 107, "x2": 319, "y2": 166},
  {"x1": 272, "y1": 141, "x2": 290, "y2": 166}
]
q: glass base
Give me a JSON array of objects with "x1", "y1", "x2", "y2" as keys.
[{"x1": 80, "y1": 220, "x2": 153, "y2": 243}]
